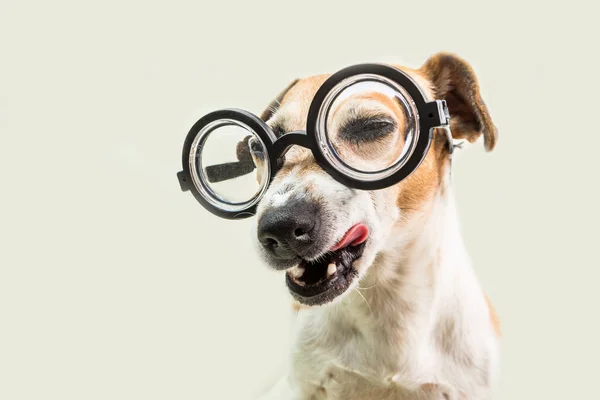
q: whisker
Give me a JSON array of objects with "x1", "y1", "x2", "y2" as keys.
[
  {"x1": 356, "y1": 283, "x2": 378, "y2": 290},
  {"x1": 354, "y1": 288, "x2": 372, "y2": 315}
]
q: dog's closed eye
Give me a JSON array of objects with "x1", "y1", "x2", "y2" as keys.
[{"x1": 338, "y1": 116, "x2": 397, "y2": 145}]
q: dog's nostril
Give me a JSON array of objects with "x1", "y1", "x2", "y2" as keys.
[
  {"x1": 294, "y1": 227, "x2": 307, "y2": 237},
  {"x1": 264, "y1": 237, "x2": 278, "y2": 248}
]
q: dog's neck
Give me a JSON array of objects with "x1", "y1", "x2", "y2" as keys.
[
  {"x1": 315, "y1": 176, "x2": 481, "y2": 384},
  {"x1": 346, "y1": 178, "x2": 468, "y2": 316}
]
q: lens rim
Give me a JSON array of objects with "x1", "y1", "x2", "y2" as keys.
[
  {"x1": 306, "y1": 63, "x2": 442, "y2": 191},
  {"x1": 191, "y1": 119, "x2": 268, "y2": 209},
  {"x1": 178, "y1": 108, "x2": 276, "y2": 219},
  {"x1": 314, "y1": 74, "x2": 421, "y2": 182}
]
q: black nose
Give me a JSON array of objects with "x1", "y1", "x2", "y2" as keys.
[{"x1": 257, "y1": 200, "x2": 320, "y2": 260}]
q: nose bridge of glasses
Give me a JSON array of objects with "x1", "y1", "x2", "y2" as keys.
[{"x1": 271, "y1": 130, "x2": 312, "y2": 160}]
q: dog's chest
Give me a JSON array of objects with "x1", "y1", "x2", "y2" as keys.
[{"x1": 291, "y1": 311, "x2": 419, "y2": 399}]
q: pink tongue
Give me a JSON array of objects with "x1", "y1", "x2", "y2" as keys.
[{"x1": 331, "y1": 223, "x2": 369, "y2": 251}]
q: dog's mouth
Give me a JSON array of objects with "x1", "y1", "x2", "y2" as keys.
[{"x1": 285, "y1": 224, "x2": 369, "y2": 306}]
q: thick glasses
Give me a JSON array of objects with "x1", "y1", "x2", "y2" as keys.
[{"x1": 177, "y1": 64, "x2": 451, "y2": 219}]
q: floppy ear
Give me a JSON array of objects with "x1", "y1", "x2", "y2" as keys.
[
  {"x1": 259, "y1": 78, "x2": 300, "y2": 121},
  {"x1": 420, "y1": 53, "x2": 498, "y2": 151}
]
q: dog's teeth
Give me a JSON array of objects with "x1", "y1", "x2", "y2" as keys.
[
  {"x1": 291, "y1": 266, "x2": 305, "y2": 279},
  {"x1": 327, "y1": 263, "x2": 337, "y2": 277}
]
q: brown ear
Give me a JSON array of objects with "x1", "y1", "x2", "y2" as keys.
[
  {"x1": 420, "y1": 53, "x2": 498, "y2": 151},
  {"x1": 259, "y1": 79, "x2": 300, "y2": 121}
]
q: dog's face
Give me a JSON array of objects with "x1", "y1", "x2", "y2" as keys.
[{"x1": 252, "y1": 53, "x2": 497, "y2": 306}]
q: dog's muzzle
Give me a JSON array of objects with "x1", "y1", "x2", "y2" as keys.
[{"x1": 257, "y1": 200, "x2": 370, "y2": 306}]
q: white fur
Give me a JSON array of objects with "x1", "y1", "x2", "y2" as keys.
[{"x1": 257, "y1": 175, "x2": 500, "y2": 399}]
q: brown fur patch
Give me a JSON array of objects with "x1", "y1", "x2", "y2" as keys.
[
  {"x1": 280, "y1": 74, "x2": 330, "y2": 105},
  {"x1": 484, "y1": 293, "x2": 502, "y2": 337},
  {"x1": 384, "y1": 67, "x2": 448, "y2": 213},
  {"x1": 260, "y1": 79, "x2": 300, "y2": 121},
  {"x1": 419, "y1": 52, "x2": 498, "y2": 152},
  {"x1": 395, "y1": 147, "x2": 441, "y2": 212},
  {"x1": 395, "y1": 53, "x2": 497, "y2": 214}
]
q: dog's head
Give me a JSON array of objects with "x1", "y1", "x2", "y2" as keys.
[{"x1": 252, "y1": 53, "x2": 497, "y2": 306}]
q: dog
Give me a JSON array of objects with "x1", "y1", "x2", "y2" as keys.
[{"x1": 252, "y1": 53, "x2": 501, "y2": 400}]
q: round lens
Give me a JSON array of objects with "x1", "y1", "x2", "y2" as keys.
[
  {"x1": 316, "y1": 74, "x2": 420, "y2": 182},
  {"x1": 189, "y1": 119, "x2": 270, "y2": 213}
]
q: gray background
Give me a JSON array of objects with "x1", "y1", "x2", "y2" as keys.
[{"x1": 1, "y1": 0, "x2": 598, "y2": 399}]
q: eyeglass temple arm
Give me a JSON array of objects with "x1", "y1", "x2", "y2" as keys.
[
  {"x1": 204, "y1": 135, "x2": 257, "y2": 183},
  {"x1": 204, "y1": 161, "x2": 256, "y2": 183}
]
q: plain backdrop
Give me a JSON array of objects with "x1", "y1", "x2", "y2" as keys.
[{"x1": 1, "y1": 1, "x2": 599, "y2": 399}]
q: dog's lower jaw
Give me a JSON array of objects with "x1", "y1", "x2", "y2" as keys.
[{"x1": 276, "y1": 188, "x2": 500, "y2": 400}]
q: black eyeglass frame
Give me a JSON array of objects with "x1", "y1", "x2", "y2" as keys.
[{"x1": 177, "y1": 63, "x2": 451, "y2": 220}]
